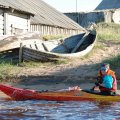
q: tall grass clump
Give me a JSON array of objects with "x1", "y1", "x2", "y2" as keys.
[
  {"x1": 42, "y1": 34, "x2": 66, "y2": 41},
  {"x1": 0, "y1": 60, "x2": 16, "y2": 79},
  {"x1": 96, "y1": 22, "x2": 120, "y2": 41},
  {"x1": 0, "y1": 53, "x2": 20, "y2": 79}
]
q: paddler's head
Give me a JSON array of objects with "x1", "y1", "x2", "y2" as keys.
[
  {"x1": 100, "y1": 63, "x2": 109, "y2": 75},
  {"x1": 100, "y1": 67, "x2": 107, "y2": 75}
]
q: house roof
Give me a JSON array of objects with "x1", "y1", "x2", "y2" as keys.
[
  {"x1": 0, "y1": 0, "x2": 84, "y2": 30},
  {"x1": 95, "y1": 0, "x2": 120, "y2": 10},
  {"x1": 0, "y1": 4, "x2": 34, "y2": 16}
]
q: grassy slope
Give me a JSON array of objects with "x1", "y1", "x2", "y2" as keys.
[{"x1": 96, "y1": 23, "x2": 120, "y2": 69}]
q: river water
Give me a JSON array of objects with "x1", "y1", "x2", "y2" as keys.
[{"x1": 0, "y1": 99, "x2": 120, "y2": 120}]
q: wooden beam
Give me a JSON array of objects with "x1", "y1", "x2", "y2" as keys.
[
  {"x1": 19, "y1": 42, "x2": 23, "y2": 63},
  {"x1": 71, "y1": 32, "x2": 89, "y2": 53},
  {"x1": 4, "y1": 13, "x2": 8, "y2": 35},
  {"x1": 42, "y1": 43, "x2": 49, "y2": 51}
]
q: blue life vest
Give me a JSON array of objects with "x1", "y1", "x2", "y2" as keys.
[{"x1": 103, "y1": 75, "x2": 113, "y2": 89}]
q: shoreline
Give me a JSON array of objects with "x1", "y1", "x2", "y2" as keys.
[
  {"x1": 13, "y1": 82, "x2": 94, "y2": 91},
  {"x1": 1, "y1": 73, "x2": 120, "y2": 91}
]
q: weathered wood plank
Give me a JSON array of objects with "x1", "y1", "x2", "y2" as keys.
[
  {"x1": 71, "y1": 32, "x2": 89, "y2": 53},
  {"x1": 19, "y1": 43, "x2": 23, "y2": 63},
  {"x1": 20, "y1": 32, "x2": 96, "y2": 62},
  {"x1": 23, "y1": 47, "x2": 59, "y2": 58},
  {"x1": 23, "y1": 49, "x2": 60, "y2": 62},
  {"x1": 42, "y1": 43, "x2": 49, "y2": 51}
]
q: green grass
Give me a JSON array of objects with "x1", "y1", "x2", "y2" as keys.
[
  {"x1": 20, "y1": 59, "x2": 68, "y2": 68},
  {"x1": 96, "y1": 22, "x2": 120, "y2": 41},
  {"x1": 96, "y1": 22, "x2": 120, "y2": 67},
  {"x1": 42, "y1": 34, "x2": 66, "y2": 41},
  {"x1": 0, "y1": 52, "x2": 68, "y2": 79},
  {"x1": 0, "y1": 61, "x2": 17, "y2": 79},
  {"x1": 0, "y1": 53, "x2": 19, "y2": 79},
  {"x1": 80, "y1": 23, "x2": 120, "y2": 65}
]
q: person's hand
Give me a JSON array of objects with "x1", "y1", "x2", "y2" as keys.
[
  {"x1": 97, "y1": 76, "x2": 102, "y2": 81},
  {"x1": 96, "y1": 76, "x2": 103, "y2": 84},
  {"x1": 95, "y1": 82, "x2": 99, "y2": 86}
]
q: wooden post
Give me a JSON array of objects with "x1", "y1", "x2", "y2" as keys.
[
  {"x1": 19, "y1": 43, "x2": 23, "y2": 63},
  {"x1": 4, "y1": 13, "x2": 8, "y2": 35},
  {"x1": 42, "y1": 43, "x2": 49, "y2": 51}
]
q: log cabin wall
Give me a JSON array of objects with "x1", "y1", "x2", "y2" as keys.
[
  {"x1": 0, "y1": 7, "x2": 82, "y2": 36},
  {"x1": 0, "y1": 7, "x2": 31, "y2": 35},
  {"x1": 0, "y1": 9, "x2": 4, "y2": 35},
  {"x1": 4, "y1": 12, "x2": 30, "y2": 35},
  {"x1": 30, "y1": 24, "x2": 80, "y2": 36}
]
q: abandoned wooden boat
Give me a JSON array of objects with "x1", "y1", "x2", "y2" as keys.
[
  {"x1": 21, "y1": 31, "x2": 96, "y2": 62},
  {"x1": 0, "y1": 84, "x2": 120, "y2": 102},
  {"x1": 0, "y1": 32, "x2": 41, "y2": 52}
]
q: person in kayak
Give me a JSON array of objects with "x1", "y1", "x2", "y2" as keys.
[{"x1": 91, "y1": 63, "x2": 117, "y2": 95}]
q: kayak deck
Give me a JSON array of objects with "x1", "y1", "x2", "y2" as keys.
[{"x1": 0, "y1": 84, "x2": 120, "y2": 102}]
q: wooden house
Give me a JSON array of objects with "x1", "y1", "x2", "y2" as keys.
[
  {"x1": 0, "y1": 4, "x2": 34, "y2": 35},
  {"x1": 0, "y1": 0, "x2": 85, "y2": 36}
]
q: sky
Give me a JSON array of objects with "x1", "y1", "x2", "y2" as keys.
[{"x1": 44, "y1": 0, "x2": 102, "y2": 12}]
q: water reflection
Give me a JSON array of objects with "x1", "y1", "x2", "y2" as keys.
[
  {"x1": 96, "y1": 101, "x2": 116, "y2": 109},
  {"x1": 0, "y1": 99, "x2": 120, "y2": 120}
]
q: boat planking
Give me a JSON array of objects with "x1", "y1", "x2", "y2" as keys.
[{"x1": 21, "y1": 31, "x2": 96, "y2": 62}]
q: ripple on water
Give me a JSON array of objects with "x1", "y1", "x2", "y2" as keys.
[{"x1": 0, "y1": 99, "x2": 120, "y2": 120}]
